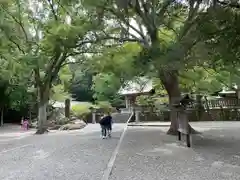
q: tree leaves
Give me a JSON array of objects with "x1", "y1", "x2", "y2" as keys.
[
  {"x1": 92, "y1": 73, "x2": 121, "y2": 101},
  {"x1": 179, "y1": 66, "x2": 233, "y2": 94}
]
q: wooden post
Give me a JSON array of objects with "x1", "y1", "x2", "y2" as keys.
[
  {"x1": 186, "y1": 134, "x2": 191, "y2": 147},
  {"x1": 125, "y1": 96, "x2": 129, "y2": 109},
  {"x1": 65, "y1": 99, "x2": 70, "y2": 118},
  {"x1": 237, "y1": 89, "x2": 240, "y2": 99},
  {"x1": 177, "y1": 110, "x2": 181, "y2": 141},
  {"x1": 196, "y1": 94, "x2": 203, "y2": 121},
  {"x1": 135, "y1": 111, "x2": 140, "y2": 122},
  {"x1": 178, "y1": 131, "x2": 181, "y2": 141},
  {"x1": 92, "y1": 112, "x2": 96, "y2": 124}
]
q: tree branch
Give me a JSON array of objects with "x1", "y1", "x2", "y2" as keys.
[
  {"x1": 217, "y1": 0, "x2": 240, "y2": 9},
  {"x1": 43, "y1": 49, "x2": 62, "y2": 86},
  {"x1": 49, "y1": 51, "x2": 68, "y2": 84},
  {"x1": 34, "y1": 68, "x2": 42, "y2": 87},
  {"x1": 178, "y1": 1, "x2": 203, "y2": 40},
  {"x1": 66, "y1": 50, "x2": 103, "y2": 58},
  {"x1": 0, "y1": 23, "x2": 26, "y2": 54},
  {"x1": 158, "y1": 0, "x2": 175, "y2": 20},
  {"x1": 132, "y1": 0, "x2": 148, "y2": 22},
  {"x1": 139, "y1": 0, "x2": 155, "y2": 29},
  {"x1": 0, "y1": 5, "x2": 28, "y2": 41},
  {"x1": 8, "y1": 37, "x2": 25, "y2": 54},
  {"x1": 106, "y1": 7, "x2": 147, "y2": 43},
  {"x1": 46, "y1": 0, "x2": 58, "y2": 21},
  {"x1": 202, "y1": 66, "x2": 232, "y2": 89},
  {"x1": 75, "y1": 35, "x2": 145, "y2": 48},
  {"x1": 56, "y1": 0, "x2": 71, "y2": 16}
]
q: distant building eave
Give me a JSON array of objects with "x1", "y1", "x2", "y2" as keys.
[
  {"x1": 118, "y1": 77, "x2": 153, "y2": 96},
  {"x1": 218, "y1": 90, "x2": 236, "y2": 94}
]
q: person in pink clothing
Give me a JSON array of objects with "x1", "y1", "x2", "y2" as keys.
[{"x1": 21, "y1": 117, "x2": 29, "y2": 130}]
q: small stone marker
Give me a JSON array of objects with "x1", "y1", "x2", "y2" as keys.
[{"x1": 65, "y1": 99, "x2": 70, "y2": 118}]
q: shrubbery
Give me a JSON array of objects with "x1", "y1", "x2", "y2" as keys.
[
  {"x1": 71, "y1": 103, "x2": 92, "y2": 120},
  {"x1": 71, "y1": 101, "x2": 115, "y2": 121},
  {"x1": 96, "y1": 101, "x2": 113, "y2": 113}
]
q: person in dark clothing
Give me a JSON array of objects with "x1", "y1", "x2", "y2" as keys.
[{"x1": 99, "y1": 113, "x2": 112, "y2": 139}]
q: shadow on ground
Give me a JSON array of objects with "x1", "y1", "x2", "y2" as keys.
[
  {"x1": 0, "y1": 125, "x2": 126, "y2": 180},
  {"x1": 110, "y1": 126, "x2": 240, "y2": 180}
]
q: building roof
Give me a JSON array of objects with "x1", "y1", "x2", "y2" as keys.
[
  {"x1": 218, "y1": 87, "x2": 236, "y2": 95},
  {"x1": 118, "y1": 77, "x2": 153, "y2": 95},
  {"x1": 218, "y1": 90, "x2": 236, "y2": 94},
  {"x1": 50, "y1": 100, "x2": 90, "y2": 108}
]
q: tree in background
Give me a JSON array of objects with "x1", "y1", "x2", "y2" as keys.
[
  {"x1": 0, "y1": 11, "x2": 33, "y2": 125},
  {"x1": 92, "y1": 73, "x2": 122, "y2": 104},
  {"x1": 80, "y1": 0, "x2": 240, "y2": 134},
  {"x1": 85, "y1": 42, "x2": 143, "y2": 106},
  {"x1": 50, "y1": 65, "x2": 72, "y2": 102},
  {"x1": 70, "y1": 70, "x2": 94, "y2": 102},
  {"x1": 0, "y1": 0, "x2": 239, "y2": 134},
  {"x1": 0, "y1": 0, "x2": 113, "y2": 133}
]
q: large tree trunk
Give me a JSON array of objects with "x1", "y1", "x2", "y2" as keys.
[
  {"x1": 36, "y1": 86, "x2": 49, "y2": 134},
  {"x1": 36, "y1": 101, "x2": 48, "y2": 134},
  {"x1": 159, "y1": 71, "x2": 198, "y2": 135}
]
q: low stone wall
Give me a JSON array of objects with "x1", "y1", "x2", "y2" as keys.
[
  {"x1": 199, "y1": 109, "x2": 240, "y2": 121},
  {"x1": 85, "y1": 113, "x2": 102, "y2": 123},
  {"x1": 139, "y1": 108, "x2": 240, "y2": 122},
  {"x1": 139, "y1": 111, "x2": 169, "y2": 122},
  {"x1": 86, "y1": 112, "x2": 132, "y2": 124}
]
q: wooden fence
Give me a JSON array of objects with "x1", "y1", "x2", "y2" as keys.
[{"x1": 137, "y1": 98, "x2": 240, "y2": 122}]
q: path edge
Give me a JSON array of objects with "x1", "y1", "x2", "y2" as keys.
[{"x1": 101, "y1": 113, "x2": 133, "y2": 180}]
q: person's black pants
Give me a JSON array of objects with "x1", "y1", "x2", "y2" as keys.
[
  {"x1": 106, "y1": 123, "x2": 112, "y2": 131},
  {"x1": 101, "y1": 124, "x2": 112, "y2": 136},
  {"x1": 101, "y1": 125, "x2": 107, "y2": 136}
]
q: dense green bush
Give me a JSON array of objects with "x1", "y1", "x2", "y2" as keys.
[
  {"x1": 71, "y1": 103, "x2": 92, "y2": 120},
  {"x1": 71, "y1": 101, "x2": 116, "y2": 121},
  {"x1": 96, "y1": 101, "x2": 114, "y2": 113}
]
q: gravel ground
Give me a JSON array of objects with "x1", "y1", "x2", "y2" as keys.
[
  {"x1": 110, "y1": 126, "x2": 240, "y2": 180},
  {"x1": 0, "y1": 124, "x2": 125, "y2": 180},
  {"x1": 1, "y1": 122, "x2": 240, "y2": 180}
]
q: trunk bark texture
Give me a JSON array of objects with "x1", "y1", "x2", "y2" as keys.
[
  {"x1": 159, "y1": 71, "x2": 199, "y2": 135},
  {"x1": 36, "y1": 101, "x2": 48, "y2": 134},
  {"x1": 36, "y1": 85, "x2": 49, "y2": 134}
]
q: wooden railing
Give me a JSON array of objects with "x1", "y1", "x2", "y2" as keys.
[
  {"x1": 135, "y1": 98, "x2": 240, "y2": 114},
  {"x1": 203, "y1": 99, "x2": 240, "y2": 109}
]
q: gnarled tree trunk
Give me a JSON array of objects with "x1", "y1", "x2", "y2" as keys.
[
  {"x1": 159, "y1": 71, "x2": 198, "y2": 135},
  {"x1": 36, "y1": 85, "x2": 50, "y2": 134}
]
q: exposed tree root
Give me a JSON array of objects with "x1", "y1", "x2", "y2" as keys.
[
  {"x1": 35, "y1": 128, "x2": 49, "y2": 134},
  {"x1": 167, "y1": 124, "x2": 201, "y2": 135}
]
